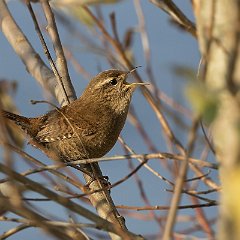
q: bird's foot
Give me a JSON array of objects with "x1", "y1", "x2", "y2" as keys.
[{"x1": 85, "y1": 175, "x2": 111, "y2": 191}]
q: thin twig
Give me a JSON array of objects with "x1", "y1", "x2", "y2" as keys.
[
  {"x1": 40, "y1": 0, "x2": 76, "y2": 104},
  {"x1": 117, "y1": 202, "x2": 218, "y2": 211},
  {"x1": 0, "y1": 162, "x2": 142, "y2": 239},
  {"x1": 0, "y1": 0, "x2": 59, "y2": 98},
  {"x1": 0, "y1": 142, "x2": 85, "y2": 191},
  {"x1": 0, "y1": 224, "x2": 31, "y2": 240},
  {"x1": 165, "y1": 188, "x2": 216, "y2": 203},
  {"x1": 26, "y1": 2, "x2": 72, "y2": 105},
  {"x1": 163, "y1": 118, "x2": 199, "y2": 240},
  {"x1": 190, "y1": 196, "x2": 215, "y2": 238},
  {"x1": 1, "y1": 152, "x2": 216, "y2": 180},
  {"x1": 65, "y1": 153, "x2": 217, "y2": 169},
  {"x1": 121, "y1": 135, "x2": 165, "y2": 230},
  {"x1": 128, "y1": 106, "x2": 158, "y2": 152},
  {"x1": 184, "y1": 170, "x2": 211, "y2": 182},
  {"x1": 187, "y1": 188, "x2": 221, "y2": 195},
  {"x1": 149, "y1": 0, "x2": 197, "y2": 37},
  {"x1": 83, "y1": 7, "x2": 187, "y2": 165},
  {"x1": 110, "y1": 157, "x2": 149, "y2": 189},
  {"x1": 200, "y1": 121, "x2": 216, "y2": 154}
]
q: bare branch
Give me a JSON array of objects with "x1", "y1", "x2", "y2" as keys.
[
  {"x1": 40, "y1": 0, "x2": 76, "y2": 104},
  {"x1": 0, "y1": 0, "x2": 63, "y2": 102},
  {"x1": 0, "y1": 162, "x2": 143, "y2": 240},
  {"x1": 149, "y1": 0, "x2": 197, "y2": 37},
  {"x1": 163, "y1": 118, "x2": 199, "y2": 240},
  {"x1": 26, "y1": 2, "x2": 74, "y2": 105},
  {"x1": 117, "y1": 202, "x2": 218, "y2": 211}
]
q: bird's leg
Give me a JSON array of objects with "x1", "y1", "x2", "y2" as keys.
[
  {"x1": 66, "y1": 162, "x2": 110, "y2": 189},
  {"x1": 84, "y1": 174, "x2": 111, "y2": 190},
  {"x1": 66, "y1": 163, "x2": 94, "y2": 178}
]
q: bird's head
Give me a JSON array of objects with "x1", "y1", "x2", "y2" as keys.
[{"x1": 82, "y1": 68, "x2": 148, "y2": 114}]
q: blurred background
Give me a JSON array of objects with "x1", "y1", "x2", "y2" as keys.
[{"x1": 0, "y1": 1, "x2": 218, "y2": 239}]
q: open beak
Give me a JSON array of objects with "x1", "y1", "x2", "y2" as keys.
[
  {"x1": 124, "y1": 66, "x2": 150, "y2": 87},
  {"x1": 123, "y1": 76, "x2": 150, "y2": 87},
  {"x1": 129, "y1": 82, "x2": 150, "y2": 87}
]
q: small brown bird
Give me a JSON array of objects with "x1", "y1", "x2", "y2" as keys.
[{"x1": 1, "y1": 69, "x2": 147, "y2": 162}]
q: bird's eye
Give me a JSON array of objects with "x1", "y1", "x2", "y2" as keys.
[{"x1": 110, "y1": 78, "x2": 118, "y2": 85}]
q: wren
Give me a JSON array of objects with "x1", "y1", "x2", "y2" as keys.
[{"x1": 1, "y1": 69, "x2": 147, "y2": 162}]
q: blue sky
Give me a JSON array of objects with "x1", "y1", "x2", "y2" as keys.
[{"x1": 0, "y1": 1, "x2": 218, "y2": 239}]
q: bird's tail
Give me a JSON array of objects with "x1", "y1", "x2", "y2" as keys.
[{"x1": 1, "y1": 110, "x2": 31, "y2": 132}]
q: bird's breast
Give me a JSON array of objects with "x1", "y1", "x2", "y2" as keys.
[
  {"x1": 47, "y1": 104, "x2": 129, "y2": 161},
  {"x1": 87, "y1": 114, "x2": 127, "y2": 158}
]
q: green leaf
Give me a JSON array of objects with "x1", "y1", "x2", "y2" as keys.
[
  {"x1": 185, "y1": 81, "x2": 219, "y2": 124},
  {"x1": 52, "y1": 0, "x2": 123, "y2": 27}
]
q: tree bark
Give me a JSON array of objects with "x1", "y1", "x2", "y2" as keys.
[{"x1": 193, "y1": 0, "x2": 240, "y2": 239}]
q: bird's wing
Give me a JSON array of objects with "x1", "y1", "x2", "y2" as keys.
[{"x1": 35, "y1": 111, "x2": 97, "y2": 143}]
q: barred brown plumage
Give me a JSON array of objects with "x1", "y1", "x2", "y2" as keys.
[{"x1": 1, "y1": 69, "x2": 148, "y2": 162}]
